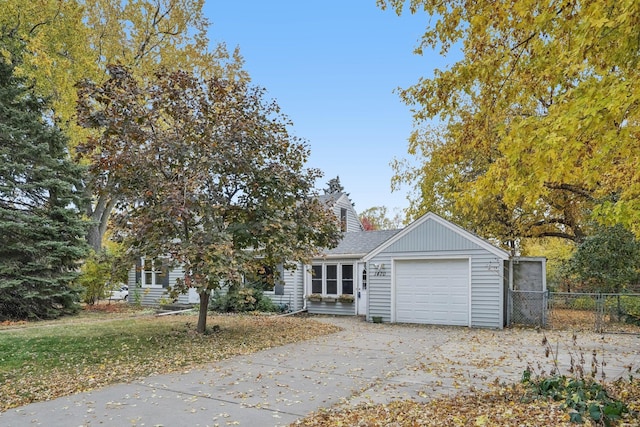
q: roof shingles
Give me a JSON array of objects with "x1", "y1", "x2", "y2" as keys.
[{"x1": 322, "y1": 229, "x2": 402, "y2": 256}]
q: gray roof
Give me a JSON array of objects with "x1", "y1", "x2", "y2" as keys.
[
  {"x1": 316, "y1": 192, "x2": 343, "y2": 205},
  {"x1": 322, "y1": 229, "x2": 402, "y2": 257}
]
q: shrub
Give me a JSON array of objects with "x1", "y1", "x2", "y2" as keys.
[
  {"x1": 606, "y1": 295, "x2": 640, "y2": 324},
  {"x1": 523, "y1": 374, "x2": 628, "y2": 425},
  {"x1": 570, "y1": 296, "x2": 597, "y2": 311},
  {"x1": 561, "y1": 224, "x2": 640, "y2": 294},
  {"x1": 77, "y1": 247, "x2": 129, "y2": 305},
  {"x1": 256, "y1": 295, "x2": 279, "y2": 312},
  {"x1": 522, "y1": 333, "x2": 632, "y2": 425},
  {"x1": 77, "y1": 251, "x2": 112, "y2": 304},
  {"x1": 209, "y1": 285, "x2": 280, "y2": 313}
]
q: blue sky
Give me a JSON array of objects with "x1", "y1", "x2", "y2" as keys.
[{"x1": 204, "y1": 1, "x2": 449, "y2": 215}]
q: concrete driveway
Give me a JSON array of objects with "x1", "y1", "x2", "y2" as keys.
[{"x1": 1, "y1": 316, "x2": 638, "y2": 426}]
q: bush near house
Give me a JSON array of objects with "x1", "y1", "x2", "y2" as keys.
[{"x1": 209, "y1": 285, "x2": 281, "y2": 313}]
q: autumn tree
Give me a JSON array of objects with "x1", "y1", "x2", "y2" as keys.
[
  {"x1": 359, "y1": 206, "x2": 404, "y2": 230},
  {"x1": 77, "y1": 66, "x2": 342, "y2": 333},
  {"x1": 0, "y1": 38, "x2": 88, "y2": 320},
  {"x1": 0, "y1": 0, "x2": 247, "y2": 251},
  {"x1": 383, "y1": 0, "x2": 640, "y2": 246},
  {"x1": 562, "y1": 225, "x2": 640, "y2": 293}
]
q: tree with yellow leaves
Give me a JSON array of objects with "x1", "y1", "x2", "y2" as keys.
[{"x1": 383, "y1": 0, "x2": 640, "y2": 249}]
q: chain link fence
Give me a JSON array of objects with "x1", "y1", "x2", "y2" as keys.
[
  {"x1": 548, "y1": 292, "x2": 640, "y2": 333},
  {"x1": 509, "y1": 290, "x2": 640, "y2": 333},
  {"x1": 508, "y1": 290, "x2": 548, "y2": 328}
]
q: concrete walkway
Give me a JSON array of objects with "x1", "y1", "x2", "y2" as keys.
[{"x1": 1, "y1": 317, "x2": 639, "y2": 426}]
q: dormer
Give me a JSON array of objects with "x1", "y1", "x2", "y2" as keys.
[{"x1": 318, "y1": 177, "x2": 364, "y2": 232}]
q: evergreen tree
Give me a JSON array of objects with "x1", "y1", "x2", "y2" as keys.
[{"x1": 0, "y1": 37, "x2": 88, "y2": 320}]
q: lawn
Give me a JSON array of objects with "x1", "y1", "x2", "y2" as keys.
[{"x1": 0, "y1": 304, "x2": 340, "y2": 411}]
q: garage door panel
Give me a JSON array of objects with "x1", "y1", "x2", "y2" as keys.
[{"x1": 395, "y1": 259, "x2": 469, "y2": 326}]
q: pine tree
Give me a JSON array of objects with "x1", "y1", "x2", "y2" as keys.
[{"x1": 0, "y1": 37, "x2": 88, "y2": 320}]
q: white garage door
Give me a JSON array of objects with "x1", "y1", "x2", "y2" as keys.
[{"x1": 395, "y1": 259, "x2": 469, "y2": 326}]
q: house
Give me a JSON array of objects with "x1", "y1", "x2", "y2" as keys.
[{"x1": 128, "y1": 188, "x2": 524, "y2": 329}]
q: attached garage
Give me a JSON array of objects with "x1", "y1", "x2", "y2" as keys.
[
  {"x1": 364, "y1": 213, "x2": 510, "y2": 329},
  {"x1": 394, "y1": 259, "x2": 469, "y2": 326}
]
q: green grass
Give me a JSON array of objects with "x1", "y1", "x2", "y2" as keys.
[
  {"x1": 0, "y1": 309, "x2": 340, "y2": 411},
  {"x1": 1, "y1": 318, "x2": 181, "y2": 374}
]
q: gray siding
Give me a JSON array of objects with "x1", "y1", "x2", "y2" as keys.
[
  {"x1": 367, "y1": 249, "x2": 504, "y2": 328},
  {"x1": 330, "y1": 194, "x2": 363, "y2": 232},
  {"x1": 134, "y1": 287, "x2": 167, "y2": 306},
  {"x1": 384, "y1": 219, "x2": 482, "y2": 253},
  {"x1": 127, "y1": 267, "x2": 136, "y2": 289},
  {"x1": 264, "y1": 263, "x2": 305, "y2": 312},
  {"x1": 366, "y1": 253, "x2": 394, "y2": 322},
  {"x1": 306, "y1": 257, "x2": 360, "y2": 316},
  {"x1": 366, "y1": 215, "x2": 507, "y2": 329},
  {"x1": 127, "y1": 265, "x2": 195, "y2": 306},
  {"x1": 307, "y1": 301, "x2": 355, "y2": 315},
  {"x1": 130, "y1": 262, "x2": 307, "y2": 311},
  {"x1": 469, "y1": 251, "x2": 504, "y2": 328}
]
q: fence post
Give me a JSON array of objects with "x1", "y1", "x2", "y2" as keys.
[
  {"x1": 543, "y1": 289, "x2": 549, "y2": 328},
  {"x1": 506, "y1": 288, "x2": 512, "y2": 326},
  {"x1": 595, "y1": 293, "x2": 604, "y2": 333}
]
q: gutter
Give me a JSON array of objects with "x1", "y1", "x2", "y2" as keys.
[{"x1": 316, "y1": 253, "x2": 366, "y2": 260}]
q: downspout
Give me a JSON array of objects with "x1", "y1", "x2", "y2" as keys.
[{"x1": 302, "y1": 262, "x2": 308, "y2": 311}]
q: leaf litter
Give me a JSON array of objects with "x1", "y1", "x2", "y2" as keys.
[
  {"x1": 292, "y1": 325, "x2": 640, "y2": 426},
  {"x1": 0, "y1": 308, "x2": 340, "y2": 412}
]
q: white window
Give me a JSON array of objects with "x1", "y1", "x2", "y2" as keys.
[
  {"x1": 342, "y1": 264, "x2": 353, "y2": 294},
  {"x1": 326, "y1": 265, "x2": 338, "y2": 294},
  {"x1": 140, "y1": 257, "x2": 168, "y2": 288},
  {"x1": 310, "y1": 263, "x2": 354, "y2": 296},
  {"x1": 311, "y1": 265, "x2": 323, "y2": 294}
]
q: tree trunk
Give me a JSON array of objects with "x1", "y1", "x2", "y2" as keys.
[
  {"x1": 86, "y1": 222, "x2": 103, "y2": 253},
  {"x1": 197, "y1": 291, "x2": 209, "y2": 333},
  {"x1": 85, "y1": 193, "x2": 119, "y2": 252}
]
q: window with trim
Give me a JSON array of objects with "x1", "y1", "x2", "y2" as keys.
[
  {"x1": 139, "y1": 257, "x2": 169, "y2": 288},
  {"x1": 246, "y1": 264, "x2": 285, "y2": 295},
  {"x1": 311, "y1": 263, "x2": 353, "y2": 295},
  {"x1": 311, "y1": 265, "x2": 323, "y2": 294},
  {"x1": 340, "y1": 208, "x2": 347, "y2": 231},
  {"x1": 326, "y1": 265, "x2": 337, "y2": 294},
  {"x1": 342, "y1": 264, "x2": 353, "y2": 294}
]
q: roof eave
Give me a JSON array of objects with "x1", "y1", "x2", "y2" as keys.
[{"x1": 313, "y1": 253, "x2": 367, "y2": 260}]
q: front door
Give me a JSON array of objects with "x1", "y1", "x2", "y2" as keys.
[{"x1": 357, "y1": 262, "x2": 367, "y2": 315}]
